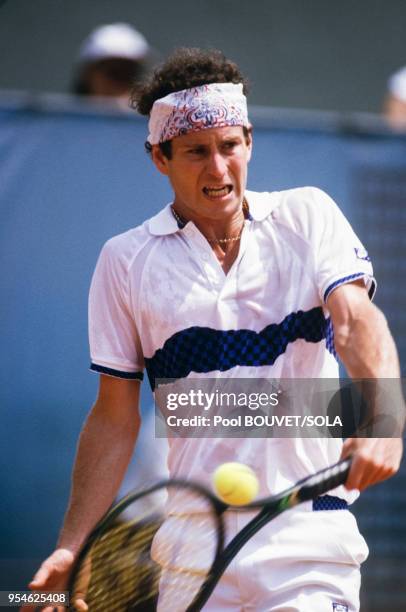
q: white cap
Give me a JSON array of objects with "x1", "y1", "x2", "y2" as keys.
[
  {"x1": 388, "y1": 66, "x2": 406, "y2": 103},
  {"x1": 78, "y1": 23, "x2": 150, "y2": 63}
]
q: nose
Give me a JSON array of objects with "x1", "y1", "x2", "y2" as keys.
[{"x1": 206, "y1": 152, "x2": 227, "y2": 178}]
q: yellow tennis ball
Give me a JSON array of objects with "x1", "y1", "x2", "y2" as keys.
[{"x1": 212, "y1": 462, "x2": 259, "y2": 505}]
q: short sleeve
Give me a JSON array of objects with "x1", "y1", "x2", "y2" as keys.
[
  {"x1": 309, "y1": 188, "x2": 376, "y2": 303},
  {"x1": 89, "y1": 239, "x2": 144, "y2": 380}
]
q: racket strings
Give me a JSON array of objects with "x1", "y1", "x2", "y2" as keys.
[
  {"x1": 72, "y1": 518, "x2": 162, "y2": 611},
  {"x1": 70, "y1": 487, "x2": 221, "y2": 612}
]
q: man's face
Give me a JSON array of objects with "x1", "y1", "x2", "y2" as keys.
[{"x1": 152, "y1": 126, "x2": 252, "y2": 220}]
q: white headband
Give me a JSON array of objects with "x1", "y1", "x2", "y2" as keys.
[{"x1": 147, "y1": 82, "x2": 249, "y2": 144}]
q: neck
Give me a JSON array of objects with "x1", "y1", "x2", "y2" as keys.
[{"x1": 171, "y1": 199, "x2": 248, "y2": 248}]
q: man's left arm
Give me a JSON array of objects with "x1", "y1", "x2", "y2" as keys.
[{"x1": 327, "y1": 280, "x2": 405, "y2": 490}]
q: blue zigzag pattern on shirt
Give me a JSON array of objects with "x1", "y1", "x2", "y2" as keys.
[
  {"x1": 325, "y1": 317, "x2": 336, "y2": 357},
  {"x1": 145, "y1": 306, "x2": 332, "y2": 390}
]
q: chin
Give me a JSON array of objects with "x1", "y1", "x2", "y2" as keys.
[{"x1": 204, "y1": 193, "x2": 240, "y2": 208}]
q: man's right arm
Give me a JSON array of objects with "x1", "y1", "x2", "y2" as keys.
[{"x1": 26, "y1": 374, "x2": 141, "y2": 607}]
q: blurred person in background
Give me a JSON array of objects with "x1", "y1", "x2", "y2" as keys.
[
  {"x1": 383, "y1": 65, "x2": 406, "y2": 129},
  {"x1": 72, "y1": 23, "x2": 154, "y2": 108}
]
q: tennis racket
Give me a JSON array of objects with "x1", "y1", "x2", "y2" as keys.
[{"x1": 68, "y1": 457, "x2": 351, "y2": 611}]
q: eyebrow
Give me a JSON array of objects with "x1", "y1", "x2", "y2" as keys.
[
  {"x1": 177, "y1": 141, "x2": 207, "y2": 149},
  {"x1": 183, "y1": 143, "x2": 206, "y2": 148},
  {"x1": 179, "y1": 136, "x2": 242, "y2": 149}
]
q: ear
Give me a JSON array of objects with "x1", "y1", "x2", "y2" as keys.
[
  {"x1": 151, "y1": 145, "x2": 170, "y2": 176},
  {"x1": 245, "y1": 127, "x2": 253, "y2": 163}
]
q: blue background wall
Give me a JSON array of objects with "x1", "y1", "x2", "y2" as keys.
[
  {"x1": 1, "y1": 0, "x2": 406, "y2": 113},
  {"x1": 1, "y1": 96, "x2": 406, "y2": 610}
]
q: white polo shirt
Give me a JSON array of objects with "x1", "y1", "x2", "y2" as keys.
[{"x1": 89, "y1": 186, "x2": 375, "y2": 500}]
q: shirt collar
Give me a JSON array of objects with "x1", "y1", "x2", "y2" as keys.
[
  {"x1": 147, "y1": 190, "x2": 276, "y2": 236},
  {"x1": 148, "y1": 204, "x2": 179, "y2": 236}
]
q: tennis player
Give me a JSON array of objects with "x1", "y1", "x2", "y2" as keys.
[{"x1": 26, "y1": 48, "x2": 404, "y2": 611}]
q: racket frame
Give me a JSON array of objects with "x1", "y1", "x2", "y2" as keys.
[{"x1": 68, "y1": 458, "x2": 351, "y2": 612}]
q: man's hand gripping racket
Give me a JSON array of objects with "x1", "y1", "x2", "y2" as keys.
[{"x1": 68, "y1": 457, "x2": 351, "y2": 611}]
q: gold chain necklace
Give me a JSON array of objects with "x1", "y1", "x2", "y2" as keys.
[
  {"x1": 171, "y1": 199, "x2": 249, "y2": 244},
  {"x1": 207, "y1": 232, "x2": 243, "y2": 244}
]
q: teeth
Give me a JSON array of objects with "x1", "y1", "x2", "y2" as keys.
[{"x1": 204, "y1": 186, "x2": 230, "y2": 197}]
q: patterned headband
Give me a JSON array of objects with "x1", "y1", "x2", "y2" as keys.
[{"x1": 147, "y1": 82, "x2": 249, "y2": 144}]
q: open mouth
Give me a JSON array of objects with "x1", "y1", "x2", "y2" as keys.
[{"x1": 203, "y1": 185, "x2": 232, "y2": 198}]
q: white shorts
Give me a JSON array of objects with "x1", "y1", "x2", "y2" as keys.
[{"x1": 155, "y1": 504, "x2": 368, "y2": 612}]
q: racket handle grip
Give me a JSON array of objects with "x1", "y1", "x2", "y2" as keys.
[{"x1": 299, "y1": 457, "x2": 352, "y2": 502}]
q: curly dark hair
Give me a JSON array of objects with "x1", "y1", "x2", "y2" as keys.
[{"x1": 130, "y1": 47, "x2": 249, "y2": 158}]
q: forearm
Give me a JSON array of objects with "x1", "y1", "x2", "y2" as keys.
[
  {"x1": 330, "y1": 285, "x2": 405, "y2": 435},
  {"x1": 57, "y1": 400, "x2": 140, "y2": 553},
  {"x1": 335, "y1": 302, "x2": 400, "y2": 379},
  {"x1": 336, "y1": 304, "x2": 404, "y2": 436},
  {"x1": 328, "y1": 283, "x2": 404, "y2": 489}
]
